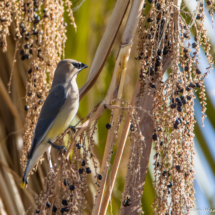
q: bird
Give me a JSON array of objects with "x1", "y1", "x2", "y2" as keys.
[{"x1": 20, "y1": 59, "x2": 88, "y2": 189}]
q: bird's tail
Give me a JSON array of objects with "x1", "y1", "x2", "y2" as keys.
[
  {"x1": 20, "y1": 181, "x2": 26, "y2": 189},
  {"x1": 20, "y1": 175, "x2": 29, "y2": 189},
  {"x1": 20, "y1": 160, "x2": 30, "y2": 189}
]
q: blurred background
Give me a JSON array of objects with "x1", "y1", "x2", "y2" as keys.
[{"x1": 0, "y1": 0, "x2": 214, "y2": 214}]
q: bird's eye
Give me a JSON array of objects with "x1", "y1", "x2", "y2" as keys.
[{"x1": 72, "y1": 63, "x2": 81, "y2": 69}]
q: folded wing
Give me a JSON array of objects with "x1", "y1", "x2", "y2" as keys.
[{"x1": 28, "y1": 85, "x2": 66, "y2": 159}]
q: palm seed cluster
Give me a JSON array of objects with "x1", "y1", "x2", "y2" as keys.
[
  {"x1": 32, "y1": 100, "x2": 143, "y2": 214},
  {"x1": 121, "y1": 104, "x2": 146, "y2": 214},
  {"x1": 32, "y1": 121, "x2": 101, "y2": 214},
  {"x1": 19, "y1": 0, "x2": 76, "y2": 174},
  {"x1": 135, "y1": 0, "x2": 214, "y2": 214},
  {"x1": 0, "y1": 0, "x2": 75, "y2": 175}
]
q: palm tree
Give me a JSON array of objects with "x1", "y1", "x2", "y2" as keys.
[{"x1": 0, "y1": 0, "x2": 214, "y2": 214}]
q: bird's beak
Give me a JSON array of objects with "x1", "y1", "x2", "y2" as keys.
[
  {"x1": 82, "y1": 64, "x2": 88, "y2": 69},
  {"x1": 78, "y1": 64, "x2": 88, "y2": 73}
]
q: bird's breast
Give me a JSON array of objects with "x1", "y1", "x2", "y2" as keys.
[{"x1": 46, "y1": 92, "x2": 79, "y2": 139}]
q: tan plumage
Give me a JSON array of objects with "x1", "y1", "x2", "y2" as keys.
[{"x1": 21, "y1": 59, "x2": 88, "y2": 188}]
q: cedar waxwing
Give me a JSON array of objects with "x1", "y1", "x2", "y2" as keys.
[{"x1": 20, "y1": 59, "x2": 88, "y2": 189}]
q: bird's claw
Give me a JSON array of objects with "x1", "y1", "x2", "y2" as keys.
[
  {"x1": 57, "y1": 145, "x2": 67, "y2": 154},
  {"x1": 68, "y1": 125, "x2": 76, "y2": 133},
  {"x1": 48, "y1": 140, "x2": 66, "y2": 153}
]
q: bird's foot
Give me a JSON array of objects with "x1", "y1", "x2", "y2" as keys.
[
  {"x1": 48, "y1": 140, "x2": 67, "y2": 153},
  {"x1": 68, "y1": 125, "x2": 76, "y2": 133},
  {"x1": 57, "y1": 145, "x2": 67, "y2": 154}
]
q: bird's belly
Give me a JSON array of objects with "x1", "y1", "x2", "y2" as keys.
[{"x1": 45, "y1": 98, "x2": 79, "y2": 140}]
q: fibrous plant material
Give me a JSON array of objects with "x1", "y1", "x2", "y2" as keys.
[{"x1": 121, "y1": 0, "x2": 214, "y2": 214}]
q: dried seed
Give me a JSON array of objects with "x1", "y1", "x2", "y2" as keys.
[
  {"x1": 106, "y1": 123, "x2": 111, "y2": 129},
  {"x1": 177, "y1": 106, "x2": 182, "y2": 112},
  {"x1": 86, "y1": 167, "x2": 91, "y2": 174},
  {"x1": 79, "y1": 168, "x2": 83, "y2": 174},
  {"x1": 60, "y1": 207, "x2": 69, "y2": 213},
  {"x1": 152, "y1": 133, "x2": 157, "y2": 140},
  {"x1": 196, "y1": 14, "x2": 202, "y2": 20},
  {"x1": 62, "y1": 200, "x2": 68, "y2": 206},
  {"x1": 192, "y1": 42, "x2": 197, "y2": 48},
  {"x1": 21, "y1": 55, "x2": 26, "y2": 61},
  {"x1": 76, "y1": 143, "x2": 81, "y2": 149},
  {"x1": 82, "y1": 160, "x2": 85, "y2": 166},
  {"x1": 28, "y1": 68, "x2": 32, "y2": 74},
  {"x1": 52, "y1": 206, "x2": 57, "y2": 212},
  {"x1": 98, "y1": 174, "x2": 102, "y2": 180},
  {"x1": 69, "y1": 185, "x2": 75, "y2": 191},
  {"x1": 46, "y1": 202, "x2": 51, "y2": 208},
  {"x1": 167, "y1": 181, "x2": 172, "y2": 188},
  {"x1": 184, "y1": 66, "x2": 189, "y2": 71},
  {"x1": 170, "y1": 103, "x2": 176, "y2": 109},
  {"x1": 64, "y1": 179, "x2": 69, "y2": 186},
  {"x1": 130, "y1": 124, "x2": 135, "y2": 131},
  {"x1": 186, "y1": 86, "x2": 191, "y2": 91},
  {"x1": 24, "y1": 105, "x2": 29, "y2": 111},
  {"x1": 176, "y1": 165, "x2": 180, "y2": 172},
  {"x1": 187, "y1": 95, "x2": 192, "y2": 100},
  {"x1": 196, "y1": 68, "x2": 201, "y2": 74},
  {"x1": 20, "y1": 50, "x2": 25, "y2": 55},
  {"x1": 147, "y1": 18, "x2": 153, "y2": 22}
]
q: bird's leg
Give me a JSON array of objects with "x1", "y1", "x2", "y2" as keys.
[
  {"x1": 47, "y1": 147, "x2": 55, "y2": 174},
  {"x1": 48, "y1": 140, "x2": 67, "y2": 153}
]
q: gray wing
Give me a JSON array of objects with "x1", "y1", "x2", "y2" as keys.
[{"x1": 28, "y1": 85, "x2": 66, "y2": 159}]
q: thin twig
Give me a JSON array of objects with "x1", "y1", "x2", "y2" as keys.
[{"x1": 8, "y1": 41, "x2": 19, "y2": 93}]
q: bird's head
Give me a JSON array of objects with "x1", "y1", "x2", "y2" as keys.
[
  {"x1": 57, "y1": 59, "x2": 88, "y2": 77},
  {"x1": 52, "y1": 59, "x2": 88, "y2": 86}
]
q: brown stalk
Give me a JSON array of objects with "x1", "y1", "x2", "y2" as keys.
[
  {"x1": 0, "y1": 135, "x2": 25, "y2": 215},
  {"x1": 48, "y1": 164, "x2": 62, "y2": 215},
  {"x1": 172, "y1": 0, "x2": 180, "y2": 210},
  {"x1": 92, "y1": 1, "x2": 145, "y2": 214},
  {"x1": 0, "y1": 160, "x2": 36, "y2": 199},
  {"x1": 79, "y1": 0, "x2": 130, "y2": 100},
  {"x1": 120, "y1": 11, "x2": 180, "y2": 215},
  {"x1": 0, "y1": 172, "x2": 18, "y2": 215},
  {"x1": 120, "y1": 85, "x2": 155, "y2": 215},
  {"x1": 100, "y1": 80, "x2": 140, "y2": 215},
  {"x1": 119, "y1": 58, "x2": 172, "y2": 215},
  {"x1": 0, "y1": 78, "x2": 23, "y2": 129},
  {"x1": 91, "y1": 43, "x2": 132, "y2": 215}
]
